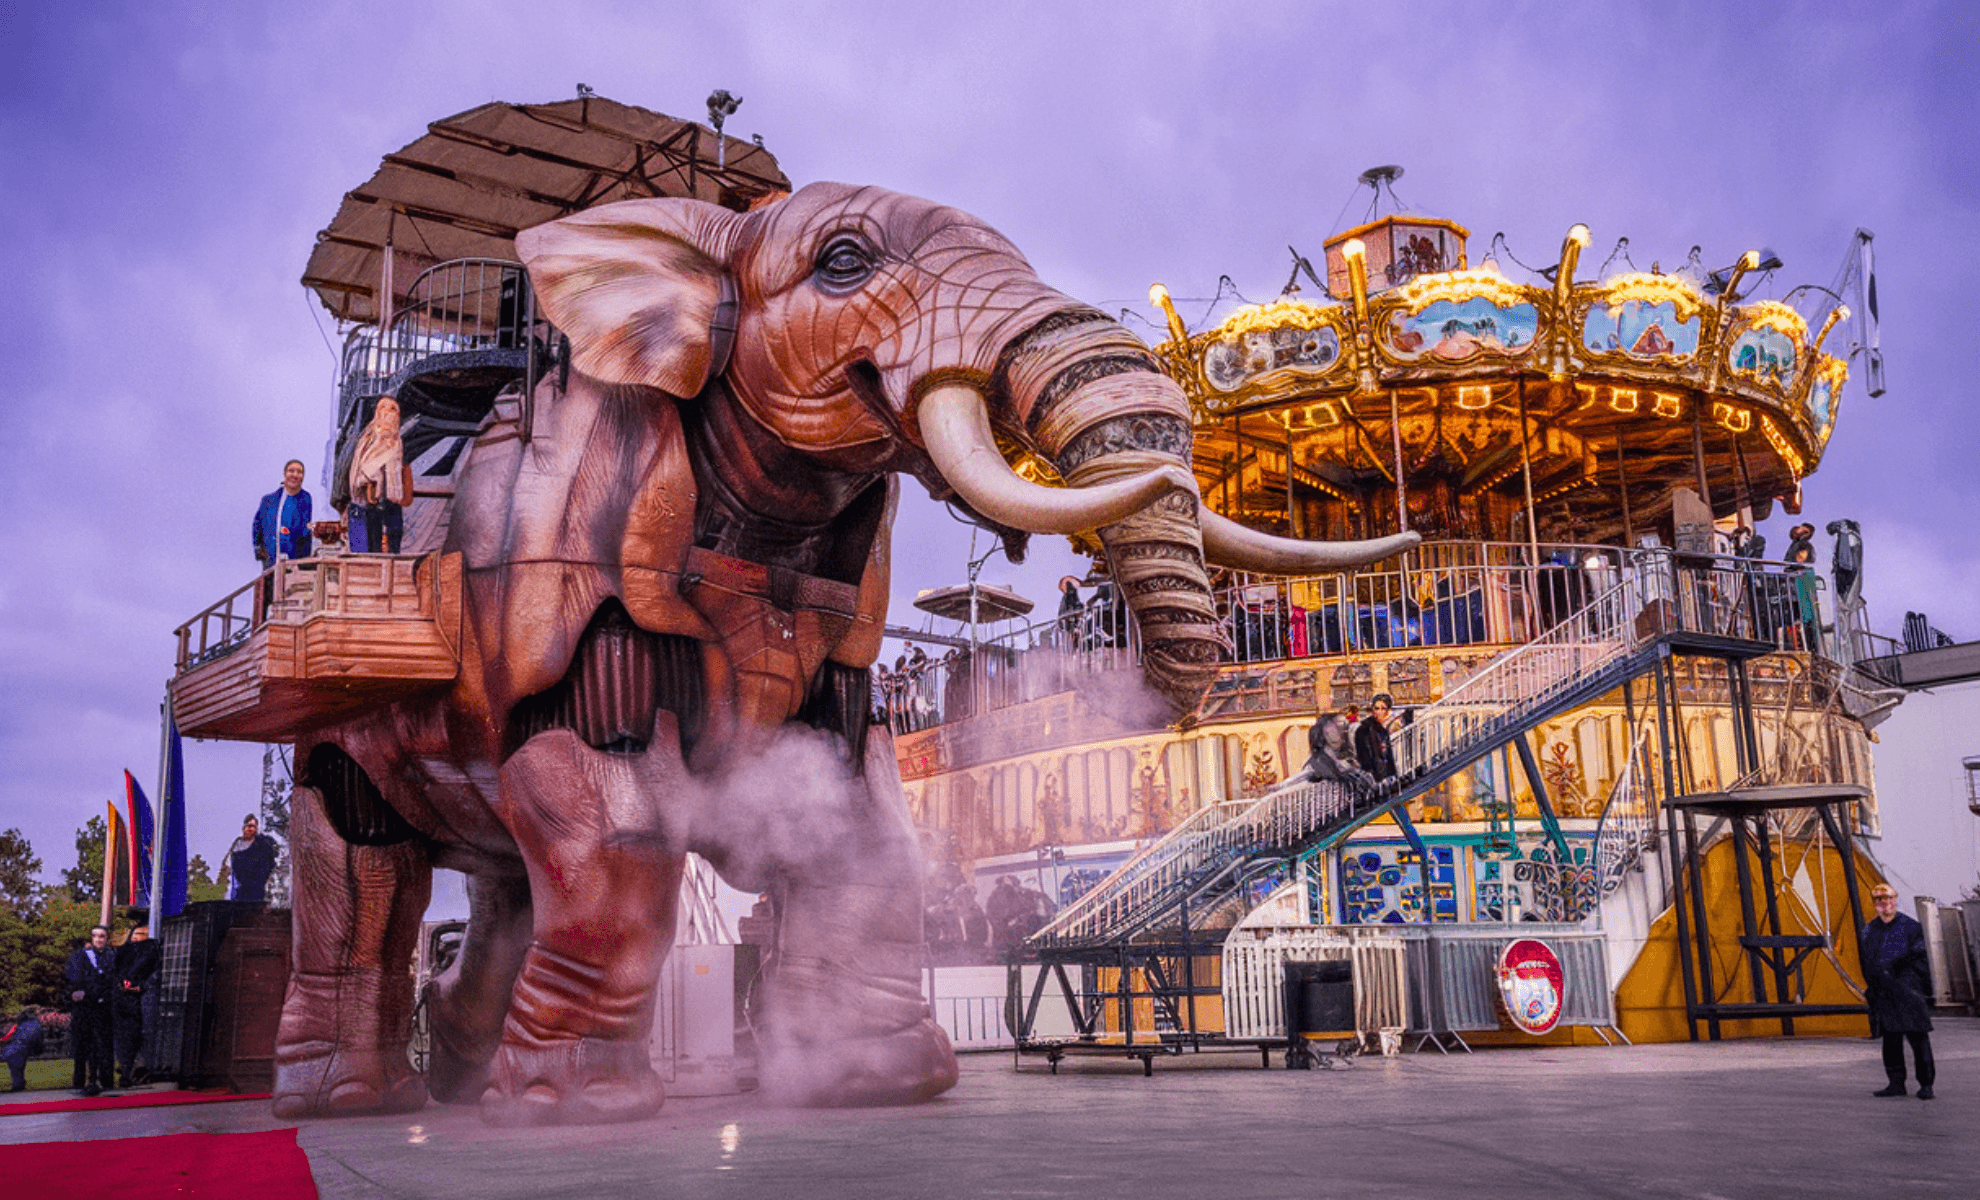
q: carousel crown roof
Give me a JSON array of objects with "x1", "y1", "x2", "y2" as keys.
[{"x1": 1142, "y1": 183, "x2": 1861, "y2": 542}]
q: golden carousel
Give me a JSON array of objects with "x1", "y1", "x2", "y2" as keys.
[{"x1": 1139, "y1": 167, "x2": 1859, "y2": 552}]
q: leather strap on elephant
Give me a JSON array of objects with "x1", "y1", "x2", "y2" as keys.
[{"x1": 680, "y1": 546, "x2": 860, "y2": 622}]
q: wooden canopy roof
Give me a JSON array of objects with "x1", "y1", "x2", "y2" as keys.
[{"x1": 303, "y1": 96, "x2": 791, "y2": 324}]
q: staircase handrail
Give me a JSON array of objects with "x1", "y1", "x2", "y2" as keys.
[
  {"x1": 1591, "y1": 722, "x2": 1659, "y2": 902},
  {"x1": 1394, "y1": 559, "x2": 1661, "y2": 777},
  {"x1": 1031, "y1": 799, "x2": 1253, "y2": 943}
]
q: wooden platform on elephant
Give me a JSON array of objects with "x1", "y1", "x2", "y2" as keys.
[{"x1": 171, "y1": 552, "x2": 462, "y2": 741}]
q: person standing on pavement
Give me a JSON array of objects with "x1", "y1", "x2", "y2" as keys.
[
  {"x1": 114, "y1": 925, "x2": 162, "y2": 1087},
  {"x1": 1860, "y1": 882, "x2": 1935, "y2": 1099},
  {"x1": 63, "y1": 925, "x2": 117, "y2": 1096}
]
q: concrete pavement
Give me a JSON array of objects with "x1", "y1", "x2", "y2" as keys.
[{"x1": 5, "y1": 1020, "x2": 1975, "y2": 1199}]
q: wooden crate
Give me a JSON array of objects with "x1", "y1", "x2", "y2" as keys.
[{"x1": 171, "y1": 553, "x2": 462, "y2": 741}]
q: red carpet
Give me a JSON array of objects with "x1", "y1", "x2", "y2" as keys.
[
  {"x1": 1, "y1": 1090, "x2": 270, "y2": 1116},
  {"x1": 1, "y1": 1127, "x2": 317, "y2": 1198}
]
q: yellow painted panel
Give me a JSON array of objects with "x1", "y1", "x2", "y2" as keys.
[{"x1": 1617, "y1": 835, "x2": 1875, "y2": 1043}]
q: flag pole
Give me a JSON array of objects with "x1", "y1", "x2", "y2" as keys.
[
  {"x1": 148, "y1": 692, "x2": 171, "y2": 938},
  {"x1": 100, "y1": 800, "x2": 117, "y2": 929}
]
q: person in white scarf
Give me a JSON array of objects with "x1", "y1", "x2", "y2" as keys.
[{"x1": 348, "y1": 395, "x2": 412, "y2": 553}]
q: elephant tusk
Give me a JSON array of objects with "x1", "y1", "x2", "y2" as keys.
[
  {"x1": 917, "y1": 384, "x2": 1194, "y2": 535},
  {"x1": 1200, "y1": 510, "x2": 1421, "y2": 574}
]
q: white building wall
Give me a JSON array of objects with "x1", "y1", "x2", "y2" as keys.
[{"x1": 1868, "y1": 679, "x2": 1980, "y2": 903}]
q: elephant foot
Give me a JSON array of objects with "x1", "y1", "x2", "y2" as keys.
[
  {"x1": 426, "y1": 1004, "x2": 495, "y2": 1106},
  {"x1": 479, "y1": 1036, "x2": 662, "y2": 1127},
  {"x1": 273, "y1": 1044, "x2": 428, "y2": 1119},
  {"x1": 761, "y1": 1017, "x2": 958, "y2": 1107}
]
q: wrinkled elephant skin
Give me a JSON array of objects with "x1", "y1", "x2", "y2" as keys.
[{"x1": 276, "y1": 182, "x2": 1409, "y2": 1124}]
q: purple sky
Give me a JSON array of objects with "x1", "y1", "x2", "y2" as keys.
[{"x1": 3, "y1": 2, "x2": 1975, "y2": 895}]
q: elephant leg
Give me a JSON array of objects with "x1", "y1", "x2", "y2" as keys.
[
  {"x1": 425, "y1": 867, "x2": 532, "y2": 1104},
  {"x1": 713, "y1": 724, "x2": 958, "y2": 1106},
  {"x1": 274, "y1": 783, "x2": 432, "y2": 1118},
  {"x1": 482, "y1": 718, "x2": 689, "y2": 1127}
]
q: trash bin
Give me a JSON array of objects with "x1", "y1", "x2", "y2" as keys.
[{"x1": 1283, "y1": 959, "x2": 1355, "y2": 1039}]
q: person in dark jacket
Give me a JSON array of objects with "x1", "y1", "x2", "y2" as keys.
[
  {"x1": 1860, "y1": 882, "x2": 1935, "y2": 1099},
  {"x1": 1306, "y1": 714, "x2": 1377, "y2": 801},
  {"x1": 1, "y1": 1007, "x2": 46, "y2": 1092},
  {"x1": 114, "y1": 926, "x2": 162, "y2": 1088},
  {"x1": 63, "y1": 925, "x2": 117, "y2": 1096},
  {"x1": 218, "y1": 814, "x2": 279, "y2": 903},
  {"x1": 1354, "y1": 693, "x2": 1398, "y2": 781}
]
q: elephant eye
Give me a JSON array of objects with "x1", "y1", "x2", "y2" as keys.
[{"x1": 814, "y1": 236, "x2": 877, "y2": 292}]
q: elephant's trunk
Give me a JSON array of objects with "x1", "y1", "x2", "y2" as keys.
[{"x1": 992, "y1": 309, "x2": 1225, "y2": 716}]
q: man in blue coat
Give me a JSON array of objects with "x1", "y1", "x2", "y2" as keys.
[
  {"x1": 1860, "y1": 883, "x2": 1935, "y2": 1099},
  {"x1": 63, "y1": 925, "x2": 117, "y2": 1096},
  {"x1": 252, "y1": 459, "x2": 314, "y2": 567}
]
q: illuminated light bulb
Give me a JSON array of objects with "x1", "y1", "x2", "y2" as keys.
[
  {"x1": 1342, "y1": 238, "x2": 1366, "y2": 261},
  {"x1": 1149, "y1": 283, "x2": 1171, "y2": 308},
  {"x1": 1568, "y1": 224, "x2": 1592, "y2": 248}
]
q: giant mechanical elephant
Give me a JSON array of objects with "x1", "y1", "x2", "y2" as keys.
[{"x1": 272, "y1": 182, "x2": 1417, "y2": 1125}]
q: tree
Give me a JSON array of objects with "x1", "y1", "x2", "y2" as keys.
[
  {"x1": 187, "y1": 854, "x2": 226, "y2": 904},
  {"x1": 0, "y1": 828, "x2": 43, "y2": 918},
  {"x1": 62, "y1": 816, "x2": 106, "y2": 905},
  {"x1": 0, "y1": 895, "x2": 104, "y2": 1014}
]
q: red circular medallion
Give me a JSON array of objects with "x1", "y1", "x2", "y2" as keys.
[{"x1": 1496, "y1": 937, "x2": 1565, "y2": 1035}]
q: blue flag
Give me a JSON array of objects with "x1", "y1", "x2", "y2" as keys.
[{"x1": 159, "y1": 723, "x2": 189, "y2": 917}]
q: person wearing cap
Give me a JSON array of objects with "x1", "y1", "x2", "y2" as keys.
[
  {"x1": 1783, "y1": 522, "x2": 1817, "y2": 565},
  {"x1": 1859, "y1": 882, "x2": 1935, "y2": 1099}
]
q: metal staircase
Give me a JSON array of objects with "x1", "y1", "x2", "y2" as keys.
[{"x1": 1027, "y1": 551, "x2": 1764, "y2": 950}]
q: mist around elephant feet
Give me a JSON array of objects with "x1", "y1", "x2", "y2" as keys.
[
  {"x1": 479, "y1": 1036, "x2": 665, "y2": 1127},
  {"x1": 760, "y1": 1017, "x2": 959, "y2": 1108}
]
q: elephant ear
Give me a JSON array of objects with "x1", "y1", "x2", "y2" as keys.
[{"x1": 517, "y1": 198, "x2": 745, "y2": 399}]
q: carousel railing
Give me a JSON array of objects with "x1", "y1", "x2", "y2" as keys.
[
  {"x1": 1215, "y1": 540, "x2": 1606, "y2": 664},
  {"x1": 874, "y1": 542, "x2": 1835, "y2": 737}
]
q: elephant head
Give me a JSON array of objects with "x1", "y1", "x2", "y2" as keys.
[{"x1": 519, "y1": 182, "x2": 1417, "y2": 715}]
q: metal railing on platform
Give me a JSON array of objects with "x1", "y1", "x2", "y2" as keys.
[
  {"x1": 336, "y1": 259, "x2": 536, "y2": 429},
  {"x1": 877, "y1": 541, "x2": 1832, "y2": 738}
]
